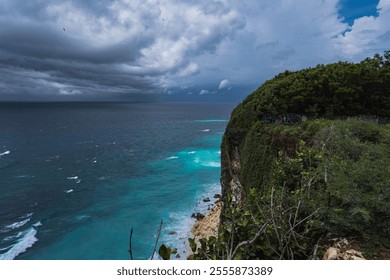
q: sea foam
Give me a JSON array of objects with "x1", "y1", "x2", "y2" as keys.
[
  {"x1": 165, "y1": 156, "x2": 179, "y2": 160},
  {"x1": 2, "y1": 213, "x2": 33, "y2": 232},
  {"x1": 0, "y1": 226, "x2": 40, "y2": 260},
  {"x1": 4, "y1": 218, "x2": 31, "y2": 230},
  {"x1": 202, "y1": 161, "x2": 221, "y2": 168},
  {"x1": 0, "y1": 150, "x2": 10, "y2": 157},
  {"x1": 163, "y1": 183, "x2": 221, "y2": 259}
]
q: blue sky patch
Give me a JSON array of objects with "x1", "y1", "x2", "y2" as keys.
[{"x1": 338, "y1": 0, "x2": 379, "y2": 26}]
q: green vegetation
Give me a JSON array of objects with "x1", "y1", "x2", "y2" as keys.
[
  {"x1": 189, "y1": 51, "x2": 390, "y2": 260},
  {"x1": 229, "y1": 51, "x2": 390, "y2": 130}
]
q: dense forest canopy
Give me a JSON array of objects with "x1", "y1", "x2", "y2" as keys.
[{"x1": 229, "y1": 51, "x2": 390, "y2": 131}]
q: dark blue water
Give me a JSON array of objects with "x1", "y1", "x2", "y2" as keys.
[{"x1": 0, "y1": 102, "x2": 234, "y2": 260}]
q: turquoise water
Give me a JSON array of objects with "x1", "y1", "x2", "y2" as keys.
[{"x1": 0, "y1": 102, "x2": 233, "y2": 260}]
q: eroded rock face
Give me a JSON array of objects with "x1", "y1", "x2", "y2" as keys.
[
  {"x1": 221, "y1": 131, "x2": 245, "y2": 205},
  {"x1": 323, "y1": 238, "x2": 365, "y2": 260}
]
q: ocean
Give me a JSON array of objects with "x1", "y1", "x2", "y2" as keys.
[{"x1": 0, "y1": 102, "x2": 234, "y2": 260}]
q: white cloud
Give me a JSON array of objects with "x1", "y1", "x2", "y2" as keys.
[
  {"x1": 332, "y1": 0, "x2": 390, "y2": 59},
  {"x1": 218, "y1": 79, "x2": 230, "y2": 90},
  {"x1": 175, "y1": 0, "x2": 351, "y2": 89},
  {"x1": 199, "y1": 89, "x2": 209, "y2": 95},
  {"x1": 138, "y1": 0, "x2": 245, "y2": 75},
  {"x1": 178, "y1": 63, "x2": 200, "y2": 77},
  {"x1": 59, "y1": 88, "x2": 82, "y2": 95}
]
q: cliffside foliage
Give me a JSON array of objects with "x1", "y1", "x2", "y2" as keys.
[
  {"x1": 190, "y1": 52, "x2": 390, "y2": 260},
  {"x1": 229, "y1": 51, "x2": 390, "y2": 131}
]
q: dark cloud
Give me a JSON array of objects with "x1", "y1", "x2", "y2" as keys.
[
  {"x1": 0, "y1": 0, "x2": 244, "y2": 101},
  {"x1": 0, "y1": 0, "x2": 388, "y2": 102}
]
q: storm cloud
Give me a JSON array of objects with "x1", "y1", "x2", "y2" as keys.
[
  {"x1": 0, "y1": 0, "x2": 388, "y2": 101},
  {"x1": 0, "y1": 0, "x2": 244, "y2": 100}
]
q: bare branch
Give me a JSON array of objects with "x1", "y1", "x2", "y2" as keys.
[
  {"x1": 229, "y1": 217, "x2": 235, "y2": 259},
  {"x1": 270, "y1": 185, "x2": 282, "y2": 247},
  {"x1": 229, "y1": 222, "x2": 269, "y2": 260},
  {"x1": 129, "y1": 228, "x2": 134, "y2": 260},
  {"x1": 150, "y1": 219, "x2": 163, "y2": 260}
]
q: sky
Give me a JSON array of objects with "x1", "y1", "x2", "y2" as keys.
[{"x1": 0, "y1": 0, "x2": 388, "y2": 102}]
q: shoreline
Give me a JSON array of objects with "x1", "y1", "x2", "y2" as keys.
[{"x1": 190, "y1": 201, "x2": 222, "y2": 254}]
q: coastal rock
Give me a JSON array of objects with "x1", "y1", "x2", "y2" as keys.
[
  {"x1": 214, "y1": 194, "x2": 222, "y2": 199},
  {"x1": 323, "y1": 247, "x2": 338, "y2": 260},
  {"x1": 203, "y1": 197, "x2": 211, "y2": 202},
  {"x1": 191, "y1": 202, "x2": 222, "y2": 254},
  {"x1": 168, "y1": 231, "x2": 177, "y2": 235},
  {"x1": 191, "y1": 213, "x2": 205, "y2": 221},
  {"x1": 340, "y1": 249, "x2": 365, "y2": 260},
  {"x1": 323, "y1": 238, "x2": 365, "y2": 260}
]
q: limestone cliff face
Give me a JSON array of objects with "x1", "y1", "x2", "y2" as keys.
[{"x1": 220, "y1": 129, "x2": 245, "y2": 205}]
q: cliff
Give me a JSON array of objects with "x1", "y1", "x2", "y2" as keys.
[{"x1": 189, "y1": 51, "x2": 390, "y2": 260}]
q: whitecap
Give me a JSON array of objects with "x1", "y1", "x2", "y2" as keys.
[
  {"x1": 187, "y1": 151, "x2": 196, "y2": 154},
  {"x1": 0, "y1": 245, "x2": 13, "y2": 252},
  {"x1": 202, "y1": 129, "x2": 210, "y2": 132},
  {"x1": 15, "y1": 175, "x2": 35, "y2": 179},
  {"x1": 2, "y1": 231, "x2": 23, "y2": 242},
  {"x1": 202, "y1": 161, "x2": 221, "y2": 168},
  {"x1": 74, "y1": 215, "x2": 89, "y2": 222},
  {"x1": 5, "y1": 218, "x2": 31, "y2": 230},
  {"x1": 3, "y1": 235, "x2": 16, "y2": 242},
  {"x1": 0, "y1": 151, "x2": 10, "y2": 157},
  {"x1": 20, "y1": 213, "x2": 33, "y2": 219},
  {"x1": 165, "y1": 156, "x2": 179, "y2": 160},
  {"x1": 0, "y1": 227, "x2": 38, "y2": 260},
  {"x1": 67, "y1": 176, "x2": 78, "y2": 180},
  {"x1": 32, "y1": 221, "x2": 42, "y2": 227},
  {"x1": 65, "y1": 189, "x2": 74, "y2": 194}
]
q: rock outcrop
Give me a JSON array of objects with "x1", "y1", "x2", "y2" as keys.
[
  {"x1": 323, "y1": 239, "x2": 365, "y2": 260},
  {"x1": 191, "y1": 202, "x2": 222, "y2": 253}
]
